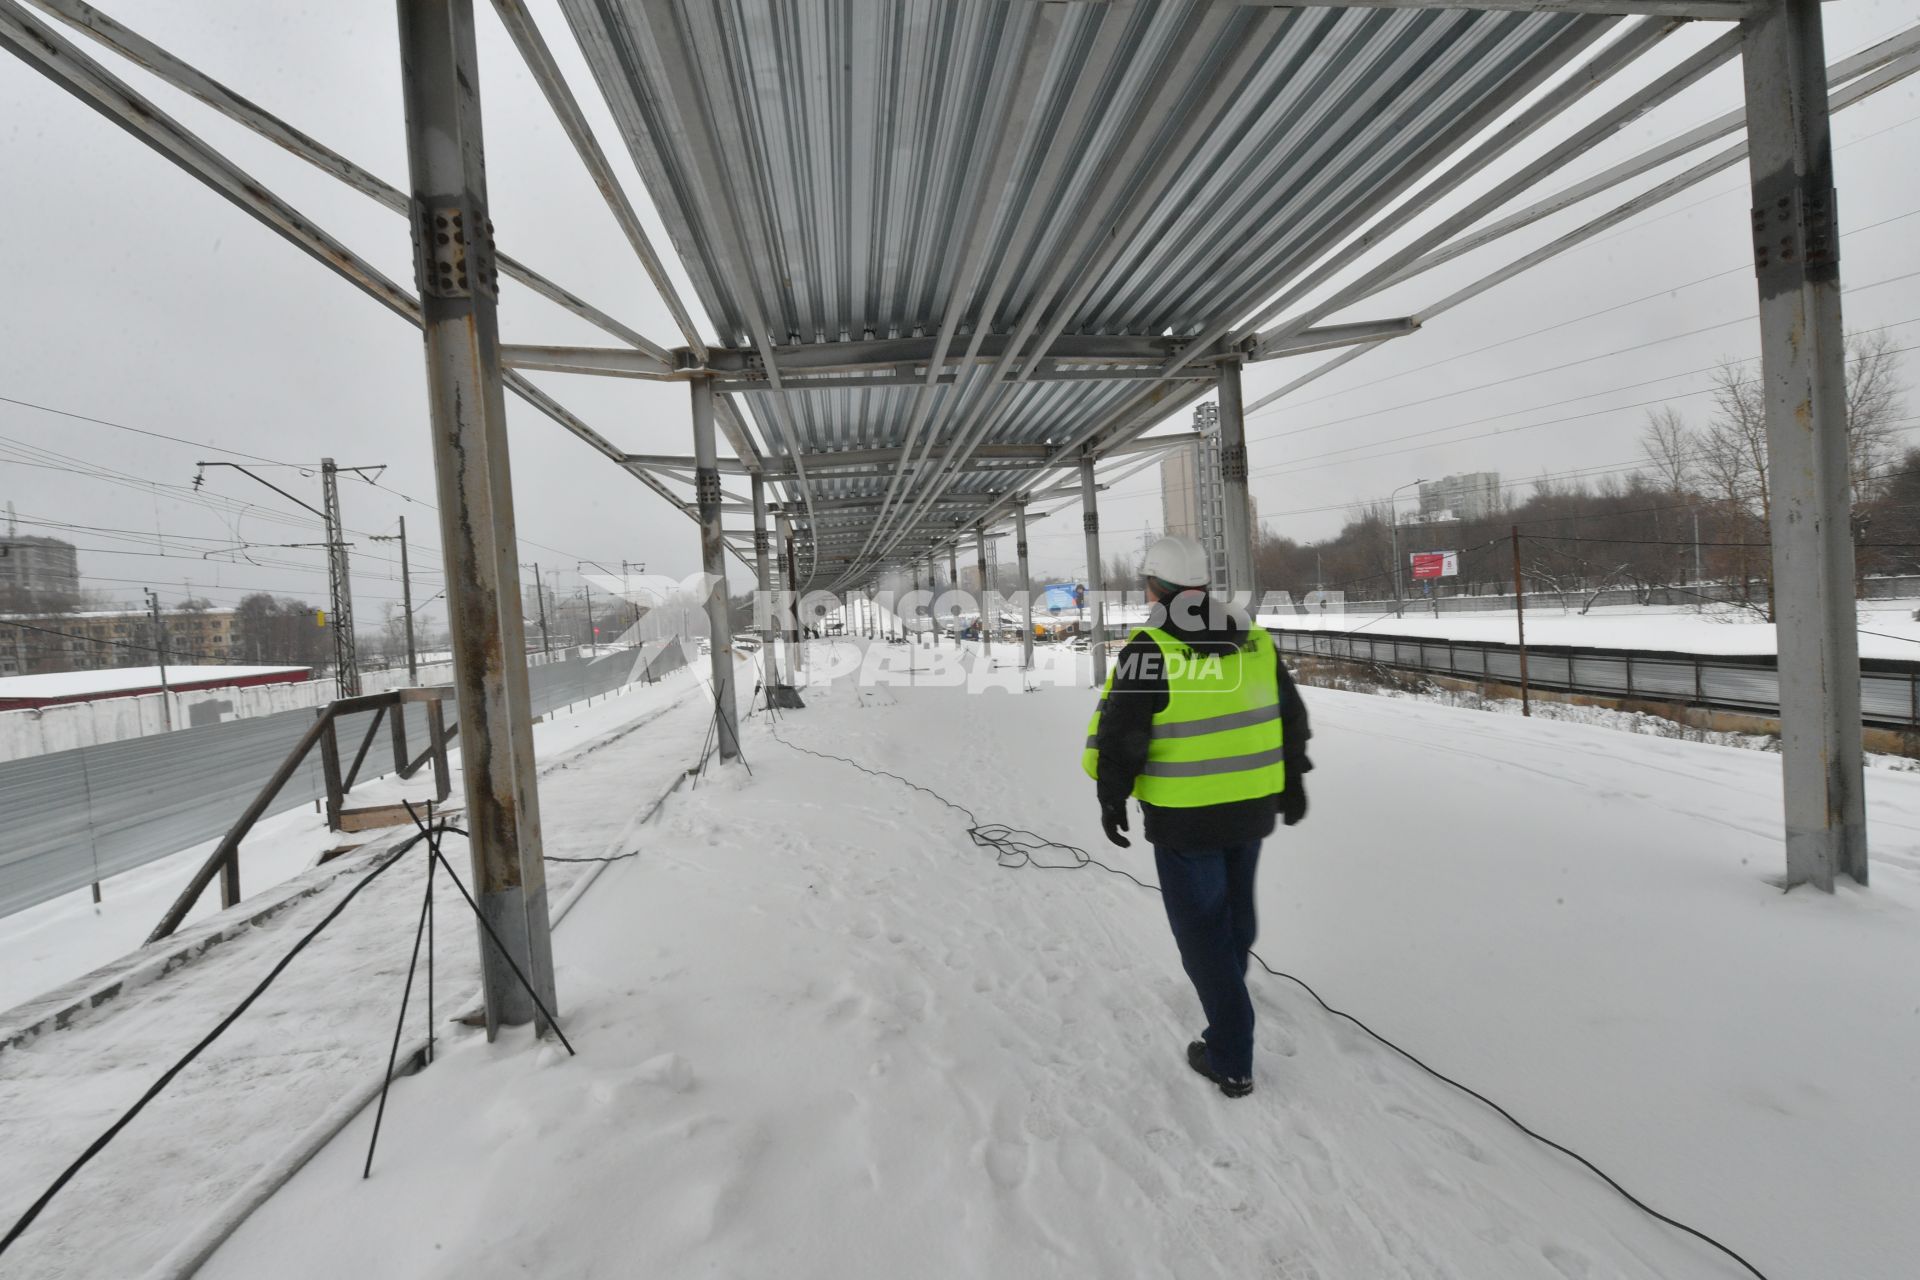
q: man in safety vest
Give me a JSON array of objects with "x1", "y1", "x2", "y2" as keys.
[{"x1": 1083, "y1": 535, "x2": 1311, "y2": 1099}]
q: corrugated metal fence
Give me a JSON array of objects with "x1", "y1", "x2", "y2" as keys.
[
  {"x1": 1271, "y1": 628, "x2": 1920, "y2": 729},
  {"x1": 0, "y1": 642, "x2": 688, "y2": 920}
]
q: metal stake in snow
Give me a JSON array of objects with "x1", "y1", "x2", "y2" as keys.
[
  {"x1": 395, "y1": 0, "x2": 557, "y2": 1035},
  {"x1": 1511, "y1": 525, "x2": 1531, "y2": 718}
]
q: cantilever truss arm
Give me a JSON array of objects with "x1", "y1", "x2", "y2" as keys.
[{"x1": 22, "y1": 0, "x2": 671, "y2": 363}]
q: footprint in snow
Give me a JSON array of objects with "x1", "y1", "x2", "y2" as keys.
[
  {"x1": 1382, "y1": 1103, "x2": 1493, "y2": 1165},
  {"x1": 1541, "y1": 1242, "x2": 1594, "y2": 1279},
  {"x1": 981, "y1": 1138, "x2": 1029, "y2": 1190}
]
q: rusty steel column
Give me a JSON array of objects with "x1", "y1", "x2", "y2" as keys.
[
  {"x1": 1216, "y1": 358, "x2": 1256, "y2": 605},
  {"x1": 751, "y1": 472, "x2": 772, "y2": 640},
  {"x1": 975, "y1": 523, "x2": 992, "y2": 658},
  {"x1": 395, "y1": 0, "x2": 555, "y2": 1035},
  {"x1": 692, "y1": 377, "x2": 741, "y2": 760},
  {"x1": 1743, "y1": 0, "x2": 1866, "y2": 889},
  {"x1": 1016, "y1": 500, "x2": 1034, "y2": 670},
  {"x1": 1080, "y1": 455, "x2": 1107, "y2": 687}
]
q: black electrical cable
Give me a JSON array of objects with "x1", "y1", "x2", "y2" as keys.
[
  {"x1": 761, "y1": 721, "x2": 1771, "y2": 1280},
  {"x1": 0, "y1": 827, "x2": 438, "y2": 1259}
]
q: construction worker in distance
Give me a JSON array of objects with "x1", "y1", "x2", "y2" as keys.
[{"x1": 1083, "y1": 534, "x2": 1311, "y2": 1099}]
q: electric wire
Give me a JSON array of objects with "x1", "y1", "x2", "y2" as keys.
[
  {"x1": 0, "y1": 826, "x2": 442, "y2": 1259},
  {"x1": 762, "y1": 703, "x2": 1771, "y2": 1279}
]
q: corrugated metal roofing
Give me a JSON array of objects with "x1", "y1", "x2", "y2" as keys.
[{"x1": 559, "y1": 0, "x2": 1620, "y2": 584}]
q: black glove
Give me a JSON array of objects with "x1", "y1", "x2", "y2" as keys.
[
  {"x1": 1281, "y1": 776, "x2": 1308, "y2": 827},
  {"x1": 1101, "y1": 799, "x2": 1132, "y2": 848}
]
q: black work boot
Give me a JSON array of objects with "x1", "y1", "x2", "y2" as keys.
[{"x1": 1186, "y1": 1039, "x2": 1253, "y2": 1098}]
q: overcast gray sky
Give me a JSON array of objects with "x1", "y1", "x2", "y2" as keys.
[{"x1": 2, "y1": 0, "x2": 1916, "y2": 632}]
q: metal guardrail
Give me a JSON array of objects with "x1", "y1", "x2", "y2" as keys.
[
  {"x1": 1270, "y1": 627, "x2": 1920, "y2": 730},
  {"x1": 0, "y1": 642, "x2": 689, "y2": 922}
]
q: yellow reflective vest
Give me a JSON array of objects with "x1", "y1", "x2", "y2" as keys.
[{"x1": 1081, "y1": 626, "x2": 1286, "y2": 808}]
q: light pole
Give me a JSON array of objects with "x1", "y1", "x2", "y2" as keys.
[
  {"x1": 369, "y1": 517, "x2": 416, "y2": 682},
  {"x1": 1387, "y1": 478, "x2": 1426, "y2": 619}
]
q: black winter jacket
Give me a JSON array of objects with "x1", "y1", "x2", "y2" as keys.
[{"x1": 1093, "y1": 594, "x2": 1312, "y2": 850}]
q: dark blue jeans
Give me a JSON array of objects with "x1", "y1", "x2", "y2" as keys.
[{"x1": 1154, "y1": 841, "x2": 1261, "y2": 1079}]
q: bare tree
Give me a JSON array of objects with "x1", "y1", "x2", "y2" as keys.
[
  {"x1": 1640, "y1": 406, "x2": 1695, "y2": 492},
  {"x1": 1846, "y1": 328, "x2": 1905, "y2": 503}
]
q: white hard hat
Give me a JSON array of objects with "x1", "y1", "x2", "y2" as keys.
[{"x1": 1142, "y1": 535, "x2": 1211, "y2": 589}]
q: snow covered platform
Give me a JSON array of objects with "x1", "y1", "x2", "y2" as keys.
[
  {"x1": 0, "y1": 667, "x2": 716, "y2": 1280},
  {"x1": 1265, "y1": 600, "x2": 1920, "y2": 661},
  {"x1": 174, "y1": 640, "x2": 1920, "y2": 1280}
]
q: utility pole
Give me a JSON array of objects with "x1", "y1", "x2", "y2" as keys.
[
  {"x1": 529, "y1": 563, "x2": 552, "y2": 655},
  {"x1": 320, "y1": 459, "x2": 360, "y2": 696},
  {"x1": 1388, "y1": 478, "x2": 1425, "y2": 619},
  {"x1": 194, "y1": 457, "x2": 377, "y2": 695},
  {"x1": 145, "y1": 587, "x2": 173, "y2": 730},
  {"x1": 1511, "y1": 525, "x2": 1531, "y2": 717},
  {"x1": 370, "y1": 517, "x2": 417, "y2": 682},
  {"x1": 580, "y1": 572, "x2": 597, "y2": 657},
  {"x1": 1693, "y1": 510, "x2": 1704, "y2": 586}
]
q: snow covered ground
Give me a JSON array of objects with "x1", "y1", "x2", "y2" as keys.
[
  {"x1": 1264, "y1": 600, "x2": 1920, "y2": 661},
  {"x1": 190, "y1": 638, "x2": 1920, "y2": 1280},
  {"x1": 0, "y1": 662, "x2": 726, "y2": 1280}
]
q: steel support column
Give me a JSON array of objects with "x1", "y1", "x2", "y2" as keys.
[
  {"x1": 1016, "y1": 501, "x2": 1034, "y2": 671},
  {"x1": 1216, "y1": 360, "x2": 1255, "y2": 605},
  {"x1": 1742, "y1": 0, "x2": 1867, "y2": 889},
  {"x1": 777, "y1": 511, "x2": 799, "y2": 659},
  {"x1": 751, "y1": 472, "x2": 772, "y2": 636},
  {"x1": 975, "y1": 524, "x2": 992, "y2": 658},
  {"x1": 395, "y1": 0, "x2": 554, "y2": 1035},
  {"x1": 947, "y1": 547, "x2": 960, "y2": 646},
  {"x1": 692, "y1": 377, "x2": 741, "y2": 761},
  {"x1": 1080, "y1": 456, "x2": 1107, "y2": 687}
]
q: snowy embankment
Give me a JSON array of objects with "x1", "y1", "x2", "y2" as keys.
[
  {"x1": 1265, "y1": 599, "x2": 1920, "y2": 660},
  {"x1": 0, "y1": 662, "x2": 694, "y2": 1012},
  {"x1": 0, "y1": 663, "x2": 723, "y2": 1280},
  {"x1": 203, "y1": 639, "x2": 1920, "y2": 1280}
]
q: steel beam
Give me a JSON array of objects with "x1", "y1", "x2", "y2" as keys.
[
  {"x1": 487, "y1": 0, "x2": 706, "y2": 357},
  {"x1": 395, "y1": 0, "x2": 555, "y2": 1035},
  {"x1": 1245, "y1": 19, "x2": 1729, "y2": 356},
  {"x1": 1742, "y1": 0, "x2": 1866, "y2": 889},
  {"x1": 500, "y1": 344, "x2": 676, "y2": 378},
  {"x1": 1264, "y1": 0, "x2": 1759, "y2": 17},
  {"x1": 1080, "y1": 456, "x2": 1107, "y2": 688},
  {"x1": 0, "y1": 1, "x2": 416, "y2": 322},
  {"x1": 25, "y1": 0, "x2": 667, "y2": 357},
  {"x1": 1247, "y1": 317, "x2": 1420, "y2": 363}
]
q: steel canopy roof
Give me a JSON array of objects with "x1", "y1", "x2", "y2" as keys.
[{"x1": 558, "y1": 0, "x2": 1625, "y2": 585}]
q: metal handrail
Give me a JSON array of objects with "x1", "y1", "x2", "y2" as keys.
[
  {"x1": 146, "y1": 687, "x2": 454, "y2": 943},
  {"x1": 1270, "y1": 626, "x2": 1920, "y2": 730}
]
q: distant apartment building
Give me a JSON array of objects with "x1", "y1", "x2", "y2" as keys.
[
  {"x1": 1160, "y1": 417, "x2": 1205, "y2": 541},
  {"x1": 0, "y1": 533, "x2": 81, "y2": 601},
  {"x1": 0, "y1": 607, "x2": 243, "y2": 677},
  {"x1": 1417, "y1": 471, "x2": 1503, "y2": 522}
]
